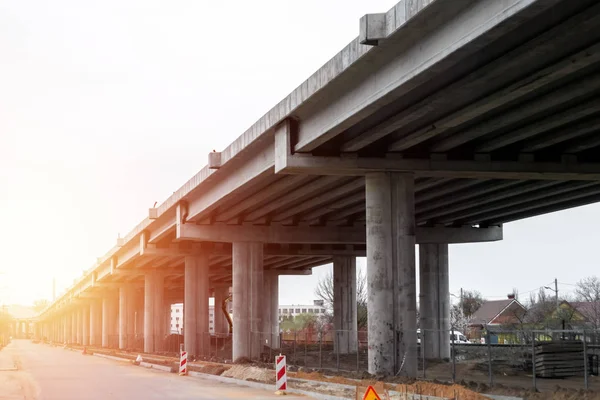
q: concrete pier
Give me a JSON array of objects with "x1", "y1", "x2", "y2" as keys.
[
  {"x1": 419, "y1": 243, "x2": 450, "y2": 360},
  {"x1": 76, "y1": 308, "x2": 82, "y2": 344},
  {"x1": 144, "y1": 272, "x2": 155, "y2": 353},
  {"x1": 71, "y1": 312, "x2": 77, "y2": 344},
  {"x1": 90, "y1": 300, "x2": 101, "y2": 346},
  {"x1": 233, "y1": 242, "x2": 263, "y2": 360},
  {"x1": 102, "y1": 297, "x2": 113, "y2": 348},
  {"x1": 153, "y1": 273, "x2": 165, "y2": 352},
  {"x1": 365, "y1": 172, "x2": 417, "y2": 377},
  {"x1": 82, "y1": 305, "x2": 90, "y2": 346},
  {"x1": 119, "y1": 285, "x2": 136, "y2": 349},
  {"x1": 184, "y1": 254, "x2": 209, "y2": 357},
  {"x1": 333, "y1": 256, "x2": 357, "y2": 354},
  {"x1": 262, "y1": 272, "x2": 279, "y2": 348}
]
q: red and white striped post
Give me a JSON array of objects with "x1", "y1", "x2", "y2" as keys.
[
  {"x1": 179, "y1": 344, "x2": 187, "y2": 376},
  {"x1": 275, "y1": 354, "x2": 287, "y2": 392}
]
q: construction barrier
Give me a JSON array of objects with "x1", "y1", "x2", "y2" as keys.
[
  {"x1": 275, "y1": 354, "x2": 287, "y2": 392},
  {"x1": 179, "y1": 349, "x2": 187, "y2": 376}
]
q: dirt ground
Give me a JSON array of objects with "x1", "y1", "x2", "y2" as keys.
[{"x1": 65, "y1": 342, "x2": 600, "y2": 400}]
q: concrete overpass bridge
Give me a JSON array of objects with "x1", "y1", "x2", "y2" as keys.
[{"x1": 37, "y1": 0, "x2": 600, "y2": 377}]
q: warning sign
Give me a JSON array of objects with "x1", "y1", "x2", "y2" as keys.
[{"x1": 362, "y1": 385, "x2": 381, "y2": 400}]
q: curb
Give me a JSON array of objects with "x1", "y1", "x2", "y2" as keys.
[
  {"x1": 188, "y1": 371, "x2": 350, "y2": 400},
  {"x1": 90, "y1": 349, "x2": 349, "y2": 399}
]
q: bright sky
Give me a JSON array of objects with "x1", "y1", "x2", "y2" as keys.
[{"x1": 1, "y1": 0, "x2": 598, "y2": 307}]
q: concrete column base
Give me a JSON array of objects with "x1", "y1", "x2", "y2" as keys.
[
  {"x1": 366, "y1": 172, "x2": 417, "y2": 377},
  {"x1": 419, "y1": 243, "x2": 450, "y2": 360},
  {"x1": 333, "y1": 256, "x2": 358, "y2": 354}
]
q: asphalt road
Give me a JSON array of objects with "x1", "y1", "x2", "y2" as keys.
[{"x1": 0, "y1": 340, "x2": 310, "y2": 400}]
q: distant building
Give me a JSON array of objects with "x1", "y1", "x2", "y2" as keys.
[
  {"x1": 170, "y1": 303, "x2": 229, "y2": 334},
  {"x1": 170, "y1": 304, "x2": 183, "y2": 334},
  {"x1": 468, "y1": 296, "x2": 527, "y2": 343},
  {"x1": 278, "y1": 300, "x2": 327, "y2": 321}
]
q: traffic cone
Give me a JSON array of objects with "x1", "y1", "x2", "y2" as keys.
[
  {"x1": 82, "y1": 346, "x2": 87, "y2": 355},
  {"x1": 135, "y1": 354, "x2": 143, "y2": 364}
]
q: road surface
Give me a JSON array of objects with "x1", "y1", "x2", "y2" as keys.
[{"x1": 0, "y1": 340, "x2": 310, "y2": 400}]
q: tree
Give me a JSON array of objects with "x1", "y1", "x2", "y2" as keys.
[
  {"x1": 33, "y1": 299, "x2": 49, "y2": 314},
  {"x1": 451, "y1": 304, "x2": 471, "y2": 334},
  {"x1": 314, "y1": 269, "x2": 368, "y2": 329},
  {"x1": 460, "y1": 290, "x2": 484, "y2": 318},
  {"x1": 575, "y1": 276, "x2": 600, "y2": 331}
]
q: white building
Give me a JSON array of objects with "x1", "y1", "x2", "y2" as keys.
[
  {"x1": 170, "y1": 304, "x2": 184, "y2": 334},
  {"x1": 170, "y1": 303, "x2": 225, "y2": 334},
  {"x1": 278, "y1": 300, "x2": 327, "y2": 321}
]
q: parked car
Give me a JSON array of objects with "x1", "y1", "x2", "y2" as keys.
[{"x1": 417, "y1": 329, "x2": 469, "y2": 344}]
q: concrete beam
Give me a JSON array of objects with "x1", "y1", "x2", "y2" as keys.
[
  {"x1": 294, "y1": 0, "x2": 551, "y2": 152},
  {"x1": 434, "y1": 181, "x2": 600, "y2": 224},
  {"x1": 417, "y1": 181, "x2": 560, "y2": 222},
  {"x1": 267, "y1": 269, "x2": 312, "y2": 276},
  {"x1": 387, "y1": 36, "x2": 600, "y2": 152},
  {"x1": 276, "y1": 153, "x2": 600, "y2": 181},
  {"x1": 176, "y1": 223, "x2": 502, "y2": 244}
]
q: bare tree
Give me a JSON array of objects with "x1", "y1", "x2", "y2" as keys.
[
  {"x1": 575, "y1": 276, "x2": 600, "y2": 331},
  {"x1": 461, "y1": 290, "x2": 484, "y2": 318},
  {"x1": 314, "y1": 269, "x2": 368, "y2": 329},
  {"x1": 32, "y1": 299, "x2": 49, "y2": 314}
]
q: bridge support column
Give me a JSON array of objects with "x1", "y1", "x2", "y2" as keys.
[
  {"x1": 262, "y1": 272, "x2": 279, "y2": 348},
  {"x1": 419, "y1": 243, "x2": 450, "y2": 360},
  {"x1": 153, "y1": 273, "x2": 165, "y2": 352},
  {"x1": 366, "y1": 172, "x2": 417, "y2": 377},
  {"x1": 71, "y1": 312, "x2": 77, "y2": 344},
  {"x1": 333, "y1": 256, "x2": 358, "y2": 354},
  {"x1": 184, "y1": 254, "x2": 210, "y2": 357},
  {"x1": 102, "y1": 295, "x2": 117, "y2": 348},
  {"x1": 76, "y1": 308, "x2": 82, "y2": 344},
  {"x1": 82, "y1": 305, "x2": 90, "y2": 346},
  {"x1": 65, "y1": 313, "x2": 71, "y2": 344},
  {"x1": 232, "y1": 242, "x2": 263, "y2": 361},
  {"x1": 119, "y1": 285, "x2": 135, "y2": 350},
  {"x1": 213, "y1": 286, "x2": 229, "y2": 335},
  {"x1": 90, "y1": 300, "x2": 101, "y2": 346},
  {"x1": 144, "y1": 272, "x2": 155, "y2": 353}
]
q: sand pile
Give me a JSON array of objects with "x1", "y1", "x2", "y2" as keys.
[{"x1": 222, "y1": 365, "x2": 274, "y2": 383}]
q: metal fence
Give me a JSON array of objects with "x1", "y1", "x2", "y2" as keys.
[
  {"x1": 40, "y1": 327, "x2": 600, "y2": 392},
  {"x1": 247, "y1": 328, "x2": 600, "y2": 392}
]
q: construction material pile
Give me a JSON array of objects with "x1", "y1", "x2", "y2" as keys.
[{"x1": 535, "y1": 341, "x2": 585, "y2": 378}]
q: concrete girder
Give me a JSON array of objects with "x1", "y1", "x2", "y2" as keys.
[
  {"x1": 484, "y1": 192, "x2": 600, "y2": 225},
  {"x1": 417, "y1": 180, "x2": 523, "y2": 214},
  {"x1": 303, "y1": 192, "x2": 365, "y2": 225},
  {"x1": 416, "y1": 179, "x2": 486, "y2": 203},
  {"x1": 354, "y1": 14, "x2": 600, "y2": 152},
  {"x1": 520, "y1": 115, "x2": 600, "y2": 152},
  {"x1": 565, "y1": 134, "x2": 600, "y2": 154},
  {"x1": 276, "y1": 153, "x2": 600, "y2": 181},
  {"x1": 295, "y1": 0, "x2": 548, "y2": 152},
  {"x1": 468, "y1": 183, "x2": 600, "y2": 225},
  {"x1": 417, "y1": 180, "x2": 561, "y2": 222},
  {"x1": 243, "y1": 176, "x2": 342, "y2": 222},
  {"x1": 438, "y1": 181, "x2": 600, "y2": 224},
  {"x1": 215, "y1": 175, "x2": 312, "y2": 223},
  {"x1": 271, "y1": 178, "x2": 364, "y2": 222},
  {"x1": 476, "y1": 98, "x2": 600, "y2": 153},
  {"x1": 388, "y1": 31, "x2": 600, "y2": 152},
  {"x1": 176, "y1": 222, "x2": 502, "y2": 244},
  {"x1": 296, "y1": 178, "x2": 448, "y2": 225},
  {"x1": 432, "y1": 75, "x2": 600, "y2": 152}
]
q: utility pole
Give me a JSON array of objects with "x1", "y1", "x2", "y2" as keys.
[{"x1": 554, "y1": 278, "x2": 559, "y2": 312}]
